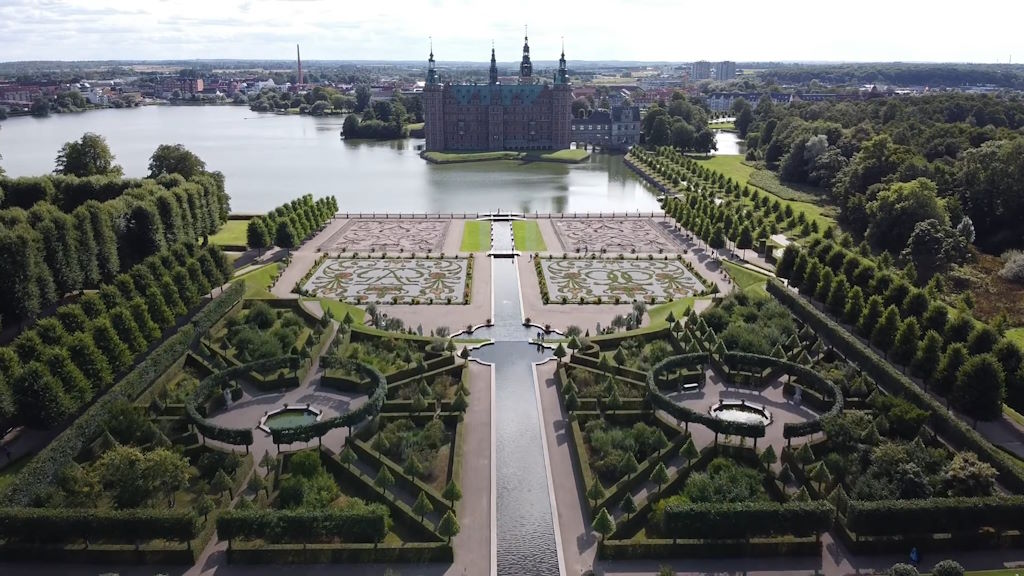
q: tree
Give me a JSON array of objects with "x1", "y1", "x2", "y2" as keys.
[
  {"x1": 12, "y1": 361, "x2": 72, "y2": 427},
  {"x1": 734, "y1": 100, "x2": 754, "y2": 137},
  {"x1": 891, "y1": 317, "x2": 921, "y2": 367},
  {"x1": 354, "y1": 85, "x2": 371, "y2": 112},
  {"x1": 871, "y1": 305, "x2": 901, "y2": 355},
  {"x1": 246, "y1": 218, "x2": 271, "y2": 253},
  {"x1": 54, "y1": 132, "x2": 122, "y2": 177},
  {"x1": 275, "y1": 219, "x2": 299, "y2": 250},
  {"x1": 827, "y1": 275, "x2": 849, "y2": 315},
  {"x1": 931, "y1": 560, "x2": 965, "y2": 576},
  {"x1": 795, "y1": 443, "x2": 815, "y2": 468},
  {"x1": 586, "y1": 479, "x2": 606, "y2": 507},
  {"x1": 619, "y1": 493, "x2": 638, "y2": 520},
  {"x1": 681, "y1": 437, "x2": 700, "y2": 467},
  {"x1": 195, "y1": 494, "x2": 214, "y2": 522},
  {"x1": 31, "y1": 97, "x2": 50, "y2": 117},
  {"x1": 413, "y1": 490, "x2": 434, "y2": 521},
  {"x1": 95, "y1": 445, "x2": 153, "y2": 509},
  {"x1": 147, "y1": 448, "x2": 192, "y2": 507},
  {"x1": 649, "y1": 116, "x2": 672, "y2": 146},
  {"x1": 843, "y1": 286, "x2": 865, "y2": 325},
  {"x1": 952, "y1": 354, "x2": 1005, "y2": 423},
  {"x1": 442, "y1": 479, "x2": 462, "y2": 509},
  {"x1": 342, "y1": 114, "x2": 361, "y2": 139},
  {"x1": 553, "y1": 343, "x2": 567, "y2": 363},
  {"x1": 89, "y1": 318, "x2": 132, "y2": 375},
  {"x1": 941, "y1": 451, "x2": 996, "y2": 497},
  {"x1": 438, "y1": 510, "x2": 460, "y2": 543},
  {"x1": 759, "y1": 445, "x2": 778, "y2": 468},
  {"x1": 148, "y1": 144, "x2": 206, "y2": 179},
  {"x1": 809, "y1": 461, "x2": 832, "y2": 493},
  {"x1": 247, "y1": 472, "x2": 267, "y2": 497},
  {"x1": 887, "y1": 564, "x2": 920, "y2": 576},
  {"x1": 913, "y1": 330, "x2": 944, "y2": 384},
  {"x1": 212, "y1": 469, "x2": 234, "y2": 500},
  {"x1": 651, "y1": 462, "x2": 669, "y2": 492},
  {"x1": 592, "y1": 507, "x2": 615, "y2": 542},
  {"x1": 901, "y1": 219, "x2": 967, "y2": 276},
  {"x1": 866, "y1": 178, "x2": 948, "y2": 253}
]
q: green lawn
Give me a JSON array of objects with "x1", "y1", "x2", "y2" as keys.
[
  {"x1": 423, "y1": 149, "x2": 590, "y2": 165},
  {"x1": 232, "y1": 262, "x2": 281, "y2": 298},
  {"x1": 303, "y1": 298, "x2": 366, "y2": 325},
  {"x1": 460, "y1": 220, "x2": 491, "y2": 252},
  {"x1": 513, "y1": 220, "x2": 547, "y2": 252},
  {"x1": 710, "y1": 121, "x2": 736, "y2": 131},
  {"x1": 692, "y1": 155, "x2": 836, "y2": 234},
  {"x1": 964, "y1": 570, "x2": 1024, "y2": 576},
  {"x1": 722, "y1": 260, "x2": 771, "y2": 297},
  {"x1": 209, "y1": 219, "x2": 251, "y2": 247},
  {"x1": 647, "y1": 297, "x2": 697, "y2": 326}
]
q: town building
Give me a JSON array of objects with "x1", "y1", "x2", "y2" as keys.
[
  {"x1": 715, "y1": 61, "x2": 736, "y2": 82},
  {"x1": 423, "y1": 35, "x2": 573, "y2": 152},
  {"x1": 691, "y1": 61, "x2": 712, "y2": 81}
]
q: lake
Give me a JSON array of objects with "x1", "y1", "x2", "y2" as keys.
[{"x1": 0, "y1": 105, "x2": 673, "y2": 214}]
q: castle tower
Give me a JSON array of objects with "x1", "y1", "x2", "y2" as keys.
[
  {"x1": 423, "y1": 40, "x2": 445, "y2": 151},
  {"x1": 296, "y1": 44, "x2": 303, "y2": 85},
  {"x1": 489, "y1": 44, "x2": 499, "y2": 85},
  {"x1": 519, "y1": 27, "x2": 533, "y2": 85},
  {"x1": 551, "y1": 39, "x2": 572, "y2": 150}
]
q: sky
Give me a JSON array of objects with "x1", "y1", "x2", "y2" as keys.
[{"x1": 0, "y1": 0, "x2": 1021, "y2": 64}]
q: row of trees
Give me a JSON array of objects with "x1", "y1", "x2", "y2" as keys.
[
  {"x1": 246, "y1": 194, "x2": 337, "y2": 251},
  {"x1": 0, "y1": 243, "x2": 233, "y2": 430},
  {"x1": 777, "y1": 239, "x2": 1023, "y2": 421},
  {"x1": 742, "y1": 92, "x2": 1024, "y2": 252}
]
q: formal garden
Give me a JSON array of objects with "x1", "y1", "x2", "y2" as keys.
[
  {"x1": 204, "y1": 325, "x2": 470, "y2": 563},
  {"x1": 552, "y1": 282, "x2": 1024, "y2": 561},
  {"x1": 551, "y1": 218, "x2": 684, "y2": 254},
  {"x1": 536, "y1": 256, "x2": 712, "y2": 305},
  {"x1": 321, "y1": 218, "x2": 451, "y2": 253},
  {"x1": 299, "y1": 255, "x2": 473, "y2": 305}
]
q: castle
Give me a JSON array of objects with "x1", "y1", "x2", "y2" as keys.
[{"x1": 423, "y1": 35, "x2": 572, "y2": 152}]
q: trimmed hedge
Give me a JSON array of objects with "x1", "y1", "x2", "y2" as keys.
[
  {"x1": 662, "y1": 501, "x2": 834, "y2": 540},
  {"x1": 767, "y1": 280, "x2": 1024, "y2": 492},
  {"x1": 218, "y1": 507, "x2": 389, "y2": 544},
  {"x1": 186, "y1": 355, "x2": 301, "y2": 446},
  {"x1": 846, "y1": 496, "x2": 1024, "y2": 536},
  {"x1": 225, "y1": 541, "x2": 453, "y2": 564},
  {"x1": 600, "y1": 536, "x2": 820, "y2": 559},
  {"x1": 4, "y1": 283, "x2": 245, "y2": 506},
  {"x1": 0, "y1": 508, "x2": 198, "y2": 544}
]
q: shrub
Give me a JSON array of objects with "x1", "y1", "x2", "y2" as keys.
[{"x1": 998, "y1": 250, "x2": 1024, "y2": 283}]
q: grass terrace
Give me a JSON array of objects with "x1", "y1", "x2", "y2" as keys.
[
  {"x1": 209, "y1": 219, "x2": 252, "y2": 249},
  {"x1": 460, "y1": 220, "x2": 491, "y2": 252},
  {"x1": 233, "y1": 262, "x2": 282, "y2": 299},
  {"x1": 513, "y1": 220, "x2": 547, "y2": 252},
  {"x1": 721, "y1": 260, "x2": 771, "y2": 298}
]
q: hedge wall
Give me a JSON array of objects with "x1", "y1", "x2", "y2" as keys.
[
  {"x1": 767, "y1": 280, "x2": 1024, "y2": 492},
  {"x1": 4, "y1": 282, "x2": 245, "y2": 506},
  {"x1": 0, "y1": 508, "x2": 198, "y2": 544},
  {"x1": 846, "y1": 496, "x2": 1024, "y2": 536},
  {"x1": 662, "y1": 501, "x2": 834, "y2": 540},
  {"x1": 217, "y1": 507, "x2": 389, "y2": 544},
  {"x1": 600, "y1": 536, "x2": 821, "y2": 559},
  {"x1": 225, "y1": 541, "x2": 453, "y2": 564},
  {"x1": 187, "y1": 355, "x2": 301, "y2": 447}
]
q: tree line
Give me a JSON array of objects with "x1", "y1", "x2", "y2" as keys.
[
  {"x1": 759, "y1": 63, "x2": 1024, "y2": 90},
  {"x1": 0, "y1": 137, "x2": 228, "y2": 326},
  {"x1": 741, "y1": 92, "x2": 1024, "y2": 253},
  {"x1": 246, "y1": 194, "x2": 337, "y2": 251},
  {"x1": 777, "y1": 238, "x2": 1023, "y2": 422},
  {"x1": 0, "y1": 243, "x2": 233, "y2": 431}
]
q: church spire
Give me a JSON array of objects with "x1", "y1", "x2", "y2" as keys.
[
  {"x1": 556, "y1": 37, "x2": 569, "y2": 85},
  {"x1": 519, "y1": 25, "x2": 533, "y2": 83},
  {"x1": 489, "y1": 41, "x2": 498, "y2": 85}
]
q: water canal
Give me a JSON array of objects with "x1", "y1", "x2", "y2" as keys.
[{"x1": 469, "y1": 221, "x2": 561, "y2": 576}]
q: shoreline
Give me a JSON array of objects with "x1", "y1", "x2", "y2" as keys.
[{"x1": 421, "y1": 149, "x2": 592, "y2": 165}]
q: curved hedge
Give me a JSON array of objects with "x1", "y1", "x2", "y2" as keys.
[
  {"x1": 846, "y1": 496, "x2": 1024, "y2": 536},
  {"x1": 3, "y1": 282, "x2": 245, "y2": 506},
  {"x1": 218, "y1": 507, "x2": 388, "y2": 544},
  {"x1": 186, "y1": 355, "x2": 300, "y2": 447},
  {"x1": 720, "y1": 351, "x2": 844, "y2": 439},
  {"x1": 271, "y1": 359, "x2": 387, "y2": 445},
  {"x1": 0, "y1": 508, "x2": 198, "y2": 544},
  {"x1": 647, "y1": 353, "x2": 766, "y2": 439},
  {"x1": 662, "y1": 501, "x2": 834, "y2": 539}
]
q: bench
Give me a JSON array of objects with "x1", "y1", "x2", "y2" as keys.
[{"x1": 680, "y1": 383, "x2": 699, "y2": 392}]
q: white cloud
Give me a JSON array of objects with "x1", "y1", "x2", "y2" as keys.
[{"x1": 0, "y1": 0, "x2": 1021, "y2": 63}]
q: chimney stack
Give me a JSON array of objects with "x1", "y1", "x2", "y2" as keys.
[{"x1": 296, "y1": 44, "x2": 303, "y2": 85}]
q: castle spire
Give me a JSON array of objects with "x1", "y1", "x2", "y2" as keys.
[
  {"x1": 519, "y1": 25, "x2": 533, "y2": 83},
  {"x1": 556, "y1": 37, "x2": 569, "y2": 85},
  {"x1": 427, "y1": 37, "x2": 438, "y2": 85},
  {"x1": 489, "y1": 41, "x2": 498, "y2": 85}
]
